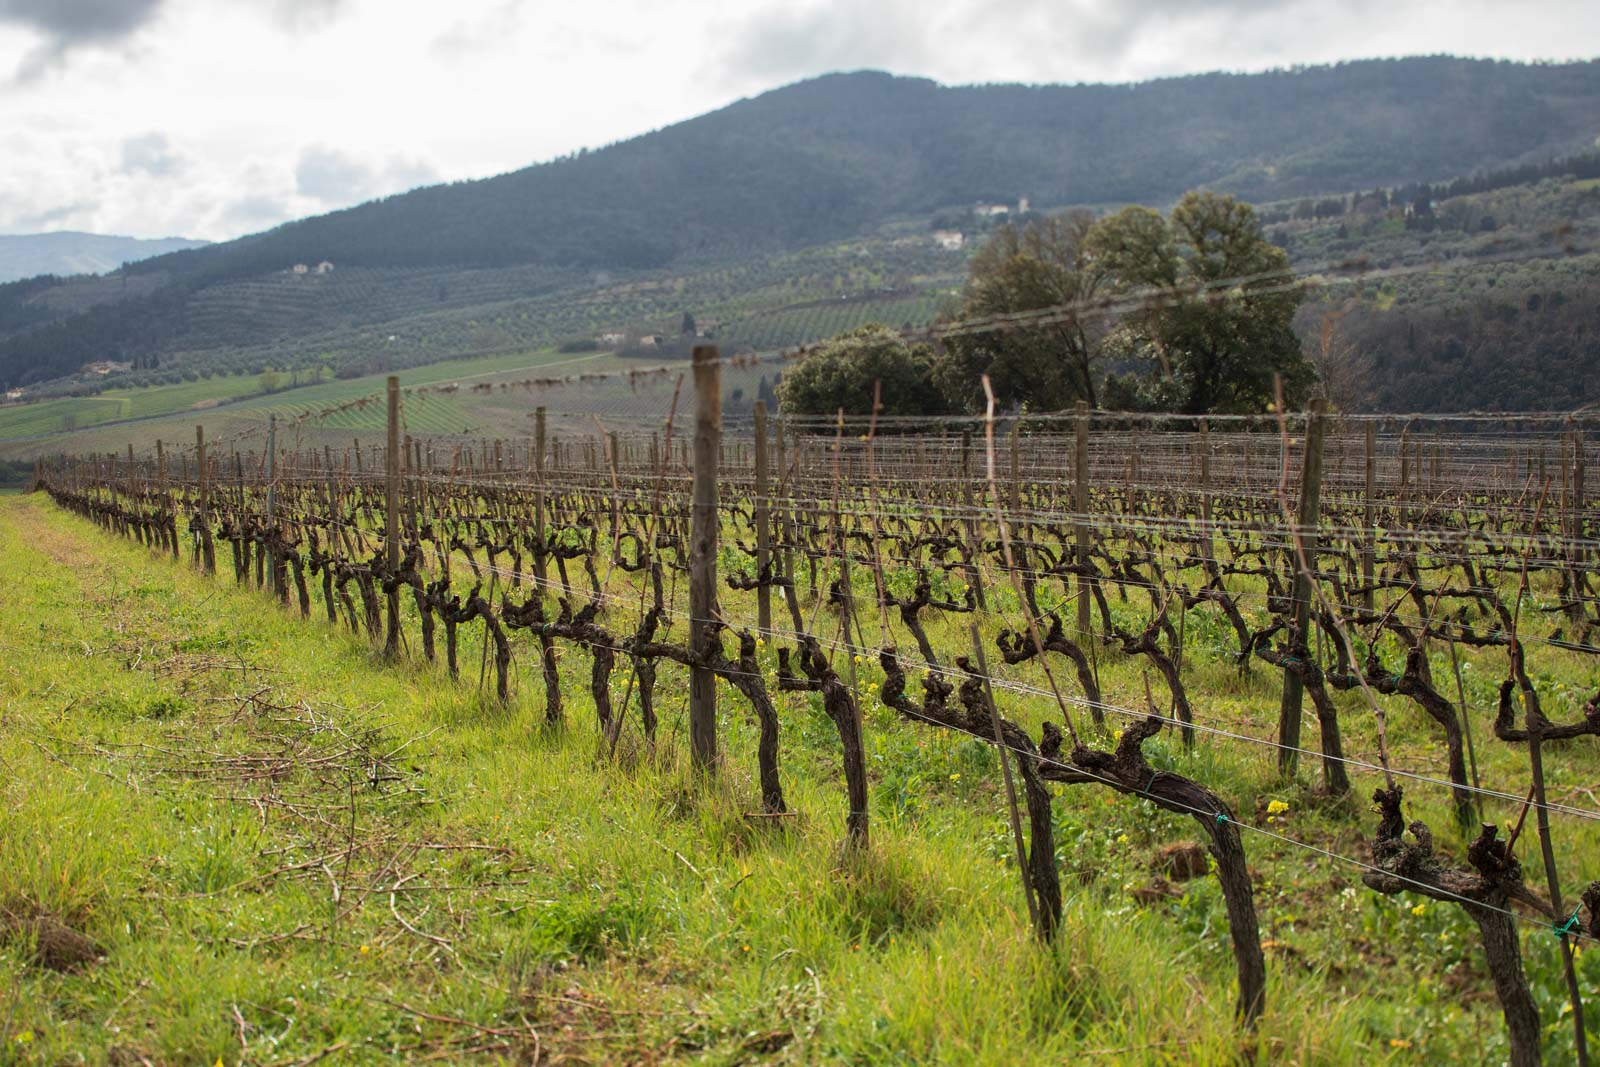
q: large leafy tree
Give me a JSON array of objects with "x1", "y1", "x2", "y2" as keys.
[
  {"x1": 776, "y1": 323, "x2": 948, "y2": 419},
  {"x1": 1091, "y1": 192, "x2": 1313, "y2": 413},
  {"x1": 938, "y1": 192, "x2": 1313, "y2": 415},
  {"x1": 934, "y1": 211, "x2": 1106, "y2": 413}
]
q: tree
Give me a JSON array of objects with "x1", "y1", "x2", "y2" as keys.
[
  {"x1": 934, "y1": 211, "x2": 1106, "y2": 413},
  {"x1": 1090, "y1": 192, "x2": 1313, "y2": 414},
  {"x1": 777, "y1": 324, "x2": 948, "y2": 419}
]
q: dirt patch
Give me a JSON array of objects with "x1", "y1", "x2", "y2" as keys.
[
  {"x1": 0, "y1": 898, "x2": 104, "y2": 973},
  {"x1": 1152, "y1": 842, "x2": 1209, "y2": 881}
]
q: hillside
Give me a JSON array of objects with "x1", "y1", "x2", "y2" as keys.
[
  {"x1": 0, "y1": 232, "x2": 209, "y2": 285},
  {"x1": 1, "y1": 56, "x2": 1599, "y2": 409},
  {"x1": 114, "y1": 56, "x2": 1600, "y2": 276}
]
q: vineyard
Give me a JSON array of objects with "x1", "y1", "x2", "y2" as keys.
[
  {"x1": 13, "y1": 350, "x2": 1600, "y2": 1064},
  {"x1": 10, "y1": 235, "x2": 963, "y2": 404}
]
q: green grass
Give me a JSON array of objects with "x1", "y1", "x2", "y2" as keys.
[
  {"x1": 2, "y1": 494, "x2": 1597, "y2": 1064},
  {"x1": 0, "y1": 347, "x2": 632, "y2": 459},
  {"x1": 0, "y1": 372, "x2": 275, "y2": 440}
]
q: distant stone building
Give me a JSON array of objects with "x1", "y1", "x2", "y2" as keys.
[
  {"x1": 315, "y1": 261, "x2": 335, "y2": 274},
  {"x1": 291, "y1": 263, "x2": 309, "y2": 274},
  {"x1": 932, "y1": 229, "x2": 965, "y2": 251},
  {"x1": 82, "y1": 360, "x2": 133, "y2": 377}
]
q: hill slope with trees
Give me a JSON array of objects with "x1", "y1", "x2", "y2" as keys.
[{"x1": 2, "y1": 56, "x2": 1599, "y2": 408}]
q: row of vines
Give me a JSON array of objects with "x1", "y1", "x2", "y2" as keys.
[{"x1": 34, "y1": 393, "x2": 1600, "y2": 1065}]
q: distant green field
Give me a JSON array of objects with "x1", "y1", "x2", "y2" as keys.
[
  {"x1": 0, "y1": 348, "x2": 628, "y2": 447},
  {"x1": 720, "y1": 292, "x2": 945, "y2": 351},
  {"x1": 0, "y1": 347, "x2": 633, "y2": 459},
  {"x1": 0, "y1": 373, "x2": 267, "y2": 439}
]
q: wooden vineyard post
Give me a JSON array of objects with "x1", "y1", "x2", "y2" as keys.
[
  {"x1": 776, "y1": 415, "x2": 793, "y2": 600},
  {"x1": 1399, "y1": 425, "x2": 1411, "y2": 528},
  {"x1": 971, "y1": 620, "x2": 1039, "y2": 934},
  {"x1": 157, "y1": 438, "x2": 176, "y2": 560},
  {"x1": 384, "y1": 376, "x2": 401, "y2": 657},
  {"x1": 1199, "y1": 418, "x2": 1214, "y2": 567},
  {"x1": 1277, "y1": 398, "x2": 1327, "y2": 776},
  {"x1": 1127, "y1": 421, "x2": 1140, "y2": 515},
  {"x1": 600, "y1": 430, "x2": 621, "y2": 565},
  {"x1": 754, "y1": 399, "x2": 772, "y2": 636},
  {"x1": 1074, "y1": 401, "x2": 1092, "y2": 642},
  {"x1": 196, "y1": 425, "x2": 215, "y2": 574},
  {"x1": 126, "y1": 444, "x2": 135, "y2": 529},
  {"x1": 1363, "y1": 421, "x2": 1376, "y2": 613},
  {"x1": 534, "y1": 407, "x2": 548, "y2": 590},
  {"x1": 833, "y1": 409, "x2": 868, "y2": 849},
  {"x1": 1576, "y1": 428, "x2": 1587, "y2": 560},
  {"x1": 404, "y1": 434, "x2": 419, "y2": 541},
  {"x1": 689, "y1": 345, "x2": 721, "y2": 772},
  {"x1": 1526, "y1": 672, "x2": 1594, "y2": 1067},
  {"x1": 265, "y1": 414, "x2": 280, "y2": 598},
  {"x1": 960, "y1": 430, "x2": 988, "y2": 610}
]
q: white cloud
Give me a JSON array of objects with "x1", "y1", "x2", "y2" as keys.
[
  {"x1": 0, "y1": 0, "x2": 1595, "y2": 240},
  {"x1": 120, "y1": 131, "x2": 184, "y2": 177},
  {"x1": 294, "y1": 144, "x2": 438, "y2": 204}
]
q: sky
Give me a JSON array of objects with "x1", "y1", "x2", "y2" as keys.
[{"x1": 1, "y1": 0, "x2": 1598, "y2": 242}]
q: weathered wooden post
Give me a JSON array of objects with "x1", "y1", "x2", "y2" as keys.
[
  {"x1": 1277, "y1": 398, "x2": 1327, "y2": 775},
  {"x1": 1199, "y1": 418, "x2": 1214, "y2": 567},
  {"x1": 754, "y1": 399, "x2": 772, "y2": 636},
  {"x1": 384, "y1": 376, "x2": 401, "y2": 657},
  {"x1": 1573, "y1": 427, "x2": 1587, "y2": 562},
  {"x1": 1075, "y1": 401, "x2": 1092, "y2": 641},
  {"x1": 157, "y1": 438, "x2": 177, "y2": 559},
  {"x1": 196, "y1": 425, "x2": 215, "y2": 574},
  {"x1": 1363, "y1": 421, "x2": 1376, "y2": 613},
  {"x1": 534, "y1": 406, "x2": 548, "y2": 589},
  {"x1": 689, "y1": 345, "x2": 721, "y2": 771},
  {"x1": 265, "y1": 414, "x2": 280, "y2": 597},
  {"x1": 1398, "y1": 425, "x2": 1410, "y2": 527},
  {"x1": 960, "y1": 429, "x2": 989, "y2": 610},
  {"x1": 776, "y1": 415, "x2": 796, "y2": 603}
]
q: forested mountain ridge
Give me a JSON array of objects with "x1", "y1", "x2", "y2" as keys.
[
  {"x1": 2, "y1": 55, "x2": 1599, "y2": 396},
  {"x1": 122, "y1": 56, "x2": 1600, "y2": 277}
]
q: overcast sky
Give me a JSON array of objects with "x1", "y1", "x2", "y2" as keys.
[{"x1": 1, "y1": 0, "x2": 1597, "y2": 242}]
